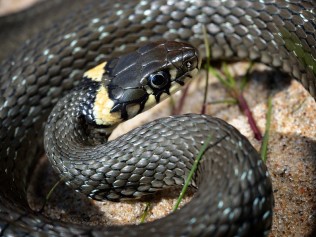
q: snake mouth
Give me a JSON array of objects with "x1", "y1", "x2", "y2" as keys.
[
  {"x1": 174, "y1": 67, "x2": 199, "y2": 86},
  {"x1": 174, "y1": 72, "x2": 193, "y2": 86},
  {"x1": 175, "y1": 74, "x2": 192, "y2": 86}
]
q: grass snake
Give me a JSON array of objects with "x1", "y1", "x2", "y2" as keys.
[{"x1": 0, "y1": 0, "x2": 315, "y2": 236}]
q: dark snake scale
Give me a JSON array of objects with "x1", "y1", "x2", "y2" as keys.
[{"x1": 0, "y1": 0, "x2": 315, "y2": 236}]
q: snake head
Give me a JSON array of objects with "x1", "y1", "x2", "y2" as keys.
[{"x1": 106, "y1": 41, "x2": 200, "y2": 120}]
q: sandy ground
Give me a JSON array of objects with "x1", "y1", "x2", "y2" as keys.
[{"x1": 1, "y1": 1, "x2": 316, "y2": 236}]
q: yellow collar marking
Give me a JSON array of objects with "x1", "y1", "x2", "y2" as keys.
[
  {"x1": 84, "y1": 62, "x2": 107, "y2": 82},
  {"x1": 93, "y1": 85, "x2": 122, "y2": 126}
]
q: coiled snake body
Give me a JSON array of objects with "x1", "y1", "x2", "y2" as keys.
[{"x1": 0, "y1": 0, "x2": 315, "y2": 236}]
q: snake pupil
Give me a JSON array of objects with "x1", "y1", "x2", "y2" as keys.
[
  {"x1": 148, "y1": 71, "x2": 170, "y2": 89},
  {"x1": 152, "y1": 75, "x2": 164, "y2": 85}
]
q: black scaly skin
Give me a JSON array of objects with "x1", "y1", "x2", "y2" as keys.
[{"x1": 0, "y1": 0, "x2": 315, "y2": 236}]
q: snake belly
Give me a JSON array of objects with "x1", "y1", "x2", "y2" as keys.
[{"x1": 0, "y1": 0, "x2": 315, "y2": 236}]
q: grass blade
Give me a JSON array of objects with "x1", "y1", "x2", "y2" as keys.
[
  {"x1": 201, "y1": 25, "x2": 210, "y2": 114},
  {"x1": 261, "y1": 96, "x2": 273, "y2": 162},
  {"x1": 140, "y1": 202, "x2": 151, "y2": 223},
  {"x1": 173, "y1": 134, "x2": 213, "y2": 211},
  {"x1": 39, "y1": 177, "x2": 64, "y2": 213}
]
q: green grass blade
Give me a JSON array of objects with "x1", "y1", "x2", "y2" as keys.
[
  {"x1": 173, "y1": 134, "x2": 213, "y2": 211},
  {"x1": 140, "y1": 202, "x2": 151, "y2": 223},
  {"x1": 261, "y1": 96, "x2": 273, "y2": 162},
  {"x1": 46, "y1": 178, "x2": 64, "y2": 201},
  {"x1": 209, "y1": 66, "x2": 229, "y2": 88},
  {"x1": 222, "y1": 63, "x2": 235, "y2": 89},
  {"x1": 201, "y1": 25, "x2": 210, "y2": 114},
  {"x1": 38, "y1": 177, "x2": 64, "y2": 212}
]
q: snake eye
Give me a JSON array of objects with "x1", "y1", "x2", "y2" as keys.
[{"x1": 148, "y1": 71, "x2": 170, "y2": 89}]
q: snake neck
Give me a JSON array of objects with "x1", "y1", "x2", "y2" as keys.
[{"x1": 45, "y1": 79, "x2": 118, "y2": 145}]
